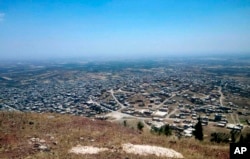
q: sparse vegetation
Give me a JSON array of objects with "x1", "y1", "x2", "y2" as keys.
[
  {"x1": 210, "y1": 132, "x2": 230, "y2": 143},
  {"x1": 137, "y1": 121, "x2": 144, "y2": 131},
  {"x1": 151, "y1": 124, "x2": 172, "y2": 136},
  {"x1": 238, "y1": 133, "x2": 250, "y2": 143},
  {"x1": 0, "y1": 111, "x2": 230, "y2": 159},
  {"x1": 230, "y1": 130, "x2": 242, "y2": 143}
]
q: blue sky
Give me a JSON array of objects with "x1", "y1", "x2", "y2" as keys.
[{"x1": 0, "y1": 0, "x2": 250, "y2": 60}]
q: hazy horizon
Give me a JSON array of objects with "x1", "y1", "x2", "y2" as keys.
[{"x1": 0, "y1": 0, "x2": 250, "y2": 60}]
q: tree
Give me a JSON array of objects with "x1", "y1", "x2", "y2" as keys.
[
  {"x1": 211, "y1": 132, "x2": 230, "y2": 143},
  {"x1": 238, "y1": 133, "x2": 250, "y2": 143},
  {"x1": 238, "y1": 134, "x2": 244, "y2": 143},
  {"x1": 245, "y1": 133, "x2": 250, "y2": 143},
  {"x1": 193, "y1": 116, "x2": 203, "y2": 141},
  {"x1": 123, "y1": 120, "x2": 127, "y2": 127},
  {"x1": 230, "y1": 130, "x2": 236, "y2": 143},
  {"x1": 163, "y1": 124, "x2": 172, "y2": 136},
  {"x1": 151, "y1": 124, "x2": 172, "y2": 136},
  {"x1": 137, "y1": 121, "x2": 144, "y2": 131}
]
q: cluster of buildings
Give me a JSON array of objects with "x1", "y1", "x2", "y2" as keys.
[{"x1": 0, "y1": 62, "x2": 249, "y2": 137}]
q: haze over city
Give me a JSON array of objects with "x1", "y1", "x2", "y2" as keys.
[
  {"x1": 0, "y1": 0, "x2": 250, "y2": 60},
  {"x1": 1, "y1": 1, "x2": 250, "y2": 159}
]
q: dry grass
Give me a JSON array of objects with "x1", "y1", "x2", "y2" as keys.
[{"x1": 0, "y1": 111, "x2": 229, "y2": 159}]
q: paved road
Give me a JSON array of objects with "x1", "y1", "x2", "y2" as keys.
[
  {"x1": 3, "y1": 105, "x2": 22, "y2": 112},
  {"x1": 166, "y1": 108, "x2": 178, "y2": 118},
  {"x1": 109, "y1": 89, "x2": 126, "y2": 110},
  {"x1": 106, "y1": 89, "x2": 194, "y2": 129},
  {"x1": 218, "y1": 86, "x2": 224, "y2": 106},
  {"x1": 117, "y1": 88, "x2": 134, "y2": 94},
  {"x1": 230, "y1": 113, "x2": 236, "y2": 124},
  {"x1": 155, "y1": 90, "x2": 188, "y2": 109},
  {"x1": 218, "y1": 86, "x2": 241, "y2": 124},
  {"x1": 155, "y1": 94, "x2": 176, "y2": 109},
  {"x1": 235, "y1": 114, "x2": 240, "y2": 124},
  {"x1": 88, "y1": 98, "x2": 114, "y2": 112}
]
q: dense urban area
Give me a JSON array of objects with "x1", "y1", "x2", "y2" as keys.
[{"x1": 0, "y1": 57, "x2": 250, "y2": 139}]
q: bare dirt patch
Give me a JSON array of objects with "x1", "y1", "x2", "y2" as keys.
[
  {"x1": 122, "y1": 143, "x2": 184, "y2": 158},
  {"x1": 69, "y1": 145, "x2": 109, "y2": 154},
  {"x1": 69, "y1": 143, "x2": 184, "y2": 158},
  {"x1": 106, "y1": 111, "x2": 134, "y2": 120}
]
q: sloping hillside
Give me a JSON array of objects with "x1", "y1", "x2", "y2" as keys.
[{"x1": 0, "y1": 111, "x2": 229, "y2": 159}]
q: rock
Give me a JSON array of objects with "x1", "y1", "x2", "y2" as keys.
[
  {"x1": 122, "y1": 143, "x2": 184, "y2": 158},
  {"x1": 39, "y1": 145, "x2": 49, "y2": 151},
  {"x1": 50, "y1": 136, "x2": 55, "y2": 140},
  {"x1": 39, "y1": 139, "x2": 46, "y2": 143},
  {"x1": 30, "y1": 137, "x2": 38, "y2": 142}
]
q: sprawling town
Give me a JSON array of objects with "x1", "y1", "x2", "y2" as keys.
[{"x1": 0, "y1": 57, "x2": 250, "y2": 138}]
